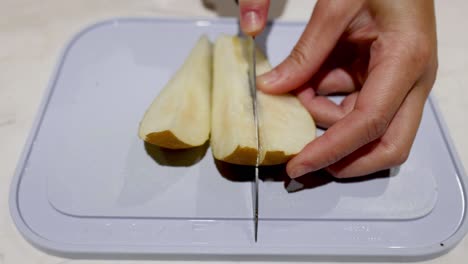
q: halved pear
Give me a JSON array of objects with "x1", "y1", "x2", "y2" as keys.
[
  {"x1": 210, "y1": 35, "x2": 258, "y2": 165},
  {"x1": 139, "y1": 36, "x2": 212, "y2": 149},
  {"x1": 211, "y1": 35, "x2": 316, "y2": 165}
]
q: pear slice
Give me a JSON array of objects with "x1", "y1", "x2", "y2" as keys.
[
  {"x1": 211, "y1": 35, "x2": 316, "y2": 165},
  {"x1": 139, "y1": 36, "x2": 212, "y2": 149},
  {"x1": 210, "y1": 35, "x2": 258, "y2": 165},
  {"x1": 256, "y1": 51, "x2": 317, "y2": 165}
]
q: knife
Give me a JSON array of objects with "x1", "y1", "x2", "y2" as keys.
[
  {"x1": 246, "y1": 36, "x2": 260, "y2": 242},
  {"x1": 234, "y1": 0, "x2": 260, "y2": 243}
]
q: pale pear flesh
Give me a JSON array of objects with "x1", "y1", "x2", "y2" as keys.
[
  {"x1": 139, "y1": 36, "x2": 212, "y2": 149},
  {"x1": 211, "y1": 35, "x2": 316, "y2": 165},
  {"x1": 211, "y1": 35, "x2": 259, "y2": 165}
]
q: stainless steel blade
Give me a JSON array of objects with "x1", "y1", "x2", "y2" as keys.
[
  {"x1": 246, "y1": 36, "x2": 260, "y2": 242},
  {"x1": 253, "y1": 166, "x2": 259, "y2": 242}
]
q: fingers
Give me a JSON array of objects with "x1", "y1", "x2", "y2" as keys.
[
  {"x1": 296, "y1": 87, "x2": 344, "y2": 128},
  {"x1": 326, "y1": 82, "x2": 429, "y2": 178},
  {"x1": 296, "y1": 86, "x2": 357, "y2": 128},
  {"x1": 257, "y1": 0, "x2": 365, "y2": 94},
  {"x1": 238, "y1": 0, "x2": 270, "y2": 36},
  {"x1": 296, "y1": 66, "x2": 358, "y2": 128},
  {"x1": 314, "y1": 68, "x2": 357, "y2": 95},
  {"x1": 286, "y1": 41, "x2": 422, "y2": 178}
]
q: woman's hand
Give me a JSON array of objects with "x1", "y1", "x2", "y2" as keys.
[{"x1": 243, "y1": 0, "x2": 438, "y2": 178}]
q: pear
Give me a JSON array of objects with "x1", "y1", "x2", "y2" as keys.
[
  {"x1": 211, "y1": 35, "x2": 316, "y2": 165},
  {"x1": 139, "y1": 36, "x2": 212, "y2": 149}
]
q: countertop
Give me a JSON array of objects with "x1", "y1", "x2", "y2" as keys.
[{"x1": 1, "y1": 0, "x2": 467, "y2": 263}]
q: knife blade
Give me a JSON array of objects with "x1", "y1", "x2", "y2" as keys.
[
  {"x1": 246, "y1": 36, "x2": 260, "y2": 242},
  {"x1": 233, "y1": 0, "x2": 260, "y2": 243}
]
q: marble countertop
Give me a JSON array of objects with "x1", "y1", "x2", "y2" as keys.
[{"x1": 1, "y1": 0, "x2": 467, "y2": 263}]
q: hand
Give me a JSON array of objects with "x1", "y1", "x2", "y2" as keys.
[
  {"x1": 238, "y1": 0, "x2": 270, "y2": 36},
  {"x1": 257, "y1": 0, "x2": 438, "y2": 178}
]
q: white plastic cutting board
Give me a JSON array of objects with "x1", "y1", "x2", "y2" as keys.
[{"x1": 9, "y1": 18, "x2": 468, "y2": 261}]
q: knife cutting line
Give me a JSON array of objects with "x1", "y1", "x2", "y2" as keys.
[
  {"x1": 247, "y1": 36, "x2": 260, "y2": 242},
  {"x1": 235, "y1": 0, "x2": 260, "y2": 243}
]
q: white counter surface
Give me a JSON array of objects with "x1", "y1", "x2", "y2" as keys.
[{"x1": 1, "y1": 1, "x2": 467, "y2": 263}]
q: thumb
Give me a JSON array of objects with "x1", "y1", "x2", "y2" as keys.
[
  {"x1": 257, "y1": 0, "x2": 363, "y2": 94},
  {"x1": 238, "y1": 0, "x2": 270, "y2": 36}
]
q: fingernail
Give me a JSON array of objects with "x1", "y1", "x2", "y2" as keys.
[
  {"x1": 258, "y1": 70, "x2": 280, "y2": 88},
  {"x1": 243, "y1": 11, "x2": 261, "y2": 34},
  {"x1": 288, "y1": 166, "x2": 310, "y2": 179},
  {"x1": 285, "y1": 179, "x2": 305, "y2": 193}
]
